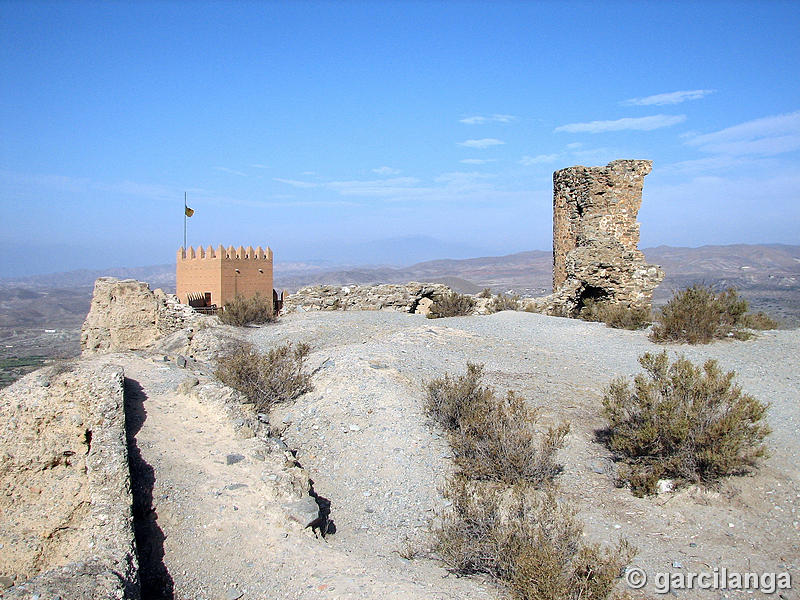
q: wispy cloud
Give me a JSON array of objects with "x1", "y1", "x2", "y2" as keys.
[
  {"x1": 459, "y1": 138, "x2": 505, "y2": 149},
  {"x1": 250, "y1": 163, "x2": 269, "y2": 169},
  {"x1": 622, "y1": 89, "x2": 715, "y2": 106},
  {"x1": 372, "y1": 166, "x2": 402, "y2": 176},
  {"x1": 326, "y1": 177, "x2": 421, "y2": 197},
  {"x1": 555, "y1": 114, "x2": 686, "y2": 133},
  {"x1": 273, "y1": 177, "x2": 319, "y2": 188},
  {"x1": 519, "y1": 154, "x2": 560, "y2": 165},
  {"x1": 460, "y1": 114, "x2": 516, "y2": 125},
  {"x1": 459, "y1": 158, "x2": 497, "y2": 165},
  {"x1": 214, "y1": 166, "x2": 248, "y2": 177},
  {"x1": 684, "y1": 110, "x2": 800, "y2": 156}
]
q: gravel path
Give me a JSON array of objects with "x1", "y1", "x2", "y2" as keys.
[{"x1": 249, "y1": 310, "x2": 800, "y2": 600}]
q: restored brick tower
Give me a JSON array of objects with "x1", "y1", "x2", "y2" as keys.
[{"x1": 176, "y1": 245, "x2": 274, "y2": 309}]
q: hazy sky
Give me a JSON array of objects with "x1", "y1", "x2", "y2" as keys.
[{"x1": 1, "y1": 1, "x2": 798, "y2": 276}]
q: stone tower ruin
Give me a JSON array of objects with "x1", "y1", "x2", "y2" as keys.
[{"x1": 545, "y1": 159, "x2": 664, "y2": 317}]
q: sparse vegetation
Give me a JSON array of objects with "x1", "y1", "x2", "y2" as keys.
[
  {"x1": 739, "y1": 311, "x2": 779, "y2": 330},
  {"x1": 489, "y1": 293, "x2": 522, "y2": 313},
  {"x1": 219, "y1": 293, "x2": 276, "y2": 326},
  {"x1": 578, "y1": 299, "x2": 651, "y2": 330},
  {"x1": 215, "y1": 341, "x2": 311, "y2": 411},
  {"x1": 650, "y1": 286, "x2": 777, "y2": 344},
  {"x1": 602, "y1": 351, "x2": 770, "y2": 496},
  {"x1": 435, "y1": 479, "x2": 634, "y2": 600},
  {"x1": 478, "y1": 288, "x2": 493, "y2": 299},
  {"x1": 425, "y1": 362, "x2": 568, "y2": 485},
  {"x1": 426, "y1": 364, "x2": 629, "y2": 599},
  {"x1": 427, "y1": 291, "x2": 476, "y2": 318}
]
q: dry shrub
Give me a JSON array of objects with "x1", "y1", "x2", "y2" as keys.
[
  {"x1": 479, "y1": 288, "x2": 493, "y2": 299},
  {"x1": 739, "y1": 311, "x2": 779, "y2": 330},
  {"x1": 453, "y1": 391, "x2": 569, "y2": 486},
  {"x1": 489, "y1": 293, "x2": 522, "y2": 313},
  {"x1": 219, "y1": 293, "x2": 276, "y2": 326},
  {"x1": 435, "y1": 479, "x2": 635, "y2": 600},
  {"x1": 602, "y1": 351, "x2": 770, "y2": 496},
  {"x1": 425, "y1": 363, "x2": 569, "y2": 486},
  {"x1": 215, "y1": 341, "x2": 311, "y2": 411},
  {"x1": 427, "y1": 291, "x2": 476, "y2": 318},
  {"x1": 649, "y1": 286, "x2": 762, "y2": 344},
  {"x1": 579, "y1": 300, "x2": 651, "y2": 330}
]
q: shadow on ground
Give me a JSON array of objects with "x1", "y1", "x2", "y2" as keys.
[{"x1": 125, "y1": 377, "x2": 174, "y2": 600}]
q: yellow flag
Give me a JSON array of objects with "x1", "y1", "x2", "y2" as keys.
[{"x1": 185, "y1": 206, "x2": 194, "y2": 217}]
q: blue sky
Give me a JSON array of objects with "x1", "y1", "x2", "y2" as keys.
[{"x1": 1, "y1": 1, "x2": 798, "y2": 276}]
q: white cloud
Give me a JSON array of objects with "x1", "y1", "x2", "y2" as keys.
[
  {"x1": 250, "y1": 163, "x2": 269, "y2": 169},
  {"x1": 554, "y1": 114, "x2": 686, "y2": 133},
  {"x1": 326, "y1": 177, "x2": 422, "y2": 197},
  {"x1": 565, "y1": 142, "x2": 583, "y2": 149},
  {"x1": 519, "y1": 154, "x2": 560, "y2": 165},
  {"x1": 214, "y1": 166, "x2": 248, "y2": 177},
  {"x1": 460, "y1": 114, "x2": 516, "y2": 125},
  {"x1": 372, "y1": 166, "x2": 402, "y2": 176},
  {"x1": 459, "y1": 138, "x2": 505, "y2": 148},
  {"x1": 273, "y1": 177, "x2": 319, "y2": 188},
  {"x1": 622, "y1": 89, "x2": 715, "y2": 106},
  {"x1": 684, "y1": 111, "x2": 800, "y2": 156},
  {"x1": 459, "y1": 158, "x2": 497, "y2": 164}
]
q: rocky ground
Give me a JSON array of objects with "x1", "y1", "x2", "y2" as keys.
[
  {"x1": 2, "y1": 306, "x2": 798, "y2": 599},
  {"x1": 245, "y1": 310, "x2": 799, "y2": 600}
]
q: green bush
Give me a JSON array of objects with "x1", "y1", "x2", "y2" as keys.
[
  {"x1": 489, "y1": 293, "x2": 522, "y2": 313},
  {"x1": 219, "y1": 293, "x2": 276, "y2": 326},
  {"x1": 425, "y1": 363, "x2": 569, "y2": 486},
  {"x1": 649, "y1": 286, "x2": 775, "y2": 344},
  {"x1": 215, "y1": 341, "x2": 311, "y2": 411},
  {"x1": 602, "y1": 351, "x2": 770, "y2": 496},
  {"x1": 434, "y1": 479, "x2": 634, "y2": 600},
  {"x1": 579, "y1": 299, "x2": 651, "y2": 330},
  {"x1": 427, "y1": 291, "x2": 476, "y2": 318}
]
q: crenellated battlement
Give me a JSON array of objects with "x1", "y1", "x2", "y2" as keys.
[{"x1": 177, "y1": 245, "x2": 273, "y2": 261}]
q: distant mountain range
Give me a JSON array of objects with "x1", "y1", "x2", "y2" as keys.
[{"x1": 1, "y1": 244, "x2": 799, "y2": 330}]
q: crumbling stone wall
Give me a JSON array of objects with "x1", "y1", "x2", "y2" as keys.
[
  {"x1": 284, "y1": 282, "x2": 455, "y2": 316},
  {"x1": 0, "y1": 363, "x2": 138, "y2": 598},
  {"x1": 535, "y1": 160, "x2": 664, "y2": 317},
  {"x1": 81, "y1": 277, "x2": 212, "y2": 354}
]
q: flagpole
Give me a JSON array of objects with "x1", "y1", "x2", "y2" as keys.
[{"x1": 184, "y1": 192, "x2": 187, "y2": 249}]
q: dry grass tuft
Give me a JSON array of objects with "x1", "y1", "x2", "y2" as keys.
[
  {"x1": 489, "y1": 293, "x2": 523, "y2": 313},
  {"x1": 219, "y1": 293, "x2": 276, "y2": 326},
  {"x1": 215, "y1": 341, "x2": 311, "y2": 411},
  {"x1": 602, "y1": 350, "x2": 770, "y2": 496},
  {"x1": 579, "y1": 300, "x2": 651, "y2": 330},
  {"x1": 427, "y1": 291, "x2": 476, "y2": 318},
  {"x1": 650, "y1": 286, "x2": 776, "y2": 344},
  {"x1": 435, "y1": 478, "x2": 635, "y2": 600}
]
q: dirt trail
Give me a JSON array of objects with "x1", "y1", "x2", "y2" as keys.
[{"x1": 103, "y1": 353, "x2": 492, "y2": 600}]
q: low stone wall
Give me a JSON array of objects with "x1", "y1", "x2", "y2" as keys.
[
  {"x1": 81, "y1": 277, "x2": 212, "y2": 355},
  {"x1": 0, "y1": 362, "x2": 138, "y2": 598},
  {"x1": 283, "y1": 282, "x2": 454, "y2": 316}
]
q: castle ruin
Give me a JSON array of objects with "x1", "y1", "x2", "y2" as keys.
[
  {"x1": 176, "y1": 245, "x2": 274, "y2": 310},
  {"x1": 535, "y1": 159, "x2": 664, "y2": 317}
]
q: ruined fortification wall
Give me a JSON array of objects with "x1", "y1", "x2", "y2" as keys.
[
  {"x1": 284, "y1": 282, "x2": 454, "y2": 315},
  {"x1": 176, "y1": 245, "x2": 273, "y2": 308},
  {"x1": 81, "y1": 277, "x2": 211, "y2": 354},
  {"x1": 534, "y1": 160, "x2": 664, "y2": 317},
  {"x1": 553, "y1": 160, "x2": 651, "y2": 290},
  {"x1": 0, "y1": 363, "x2": 138, "y2": 598}
]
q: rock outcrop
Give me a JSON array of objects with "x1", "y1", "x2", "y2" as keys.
[
  {"x1": 283, "y1": 282, "x2": 454, "y2": 316},
  {"x1": 533, "y1": 160, "x2": 664, "y2": 317},
  {"x1": 81, "y1": 277, "x2": 211, "y2": 355},
  {"x1": 0, "y1": 362, "x2": 138, "y2": 598}
]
